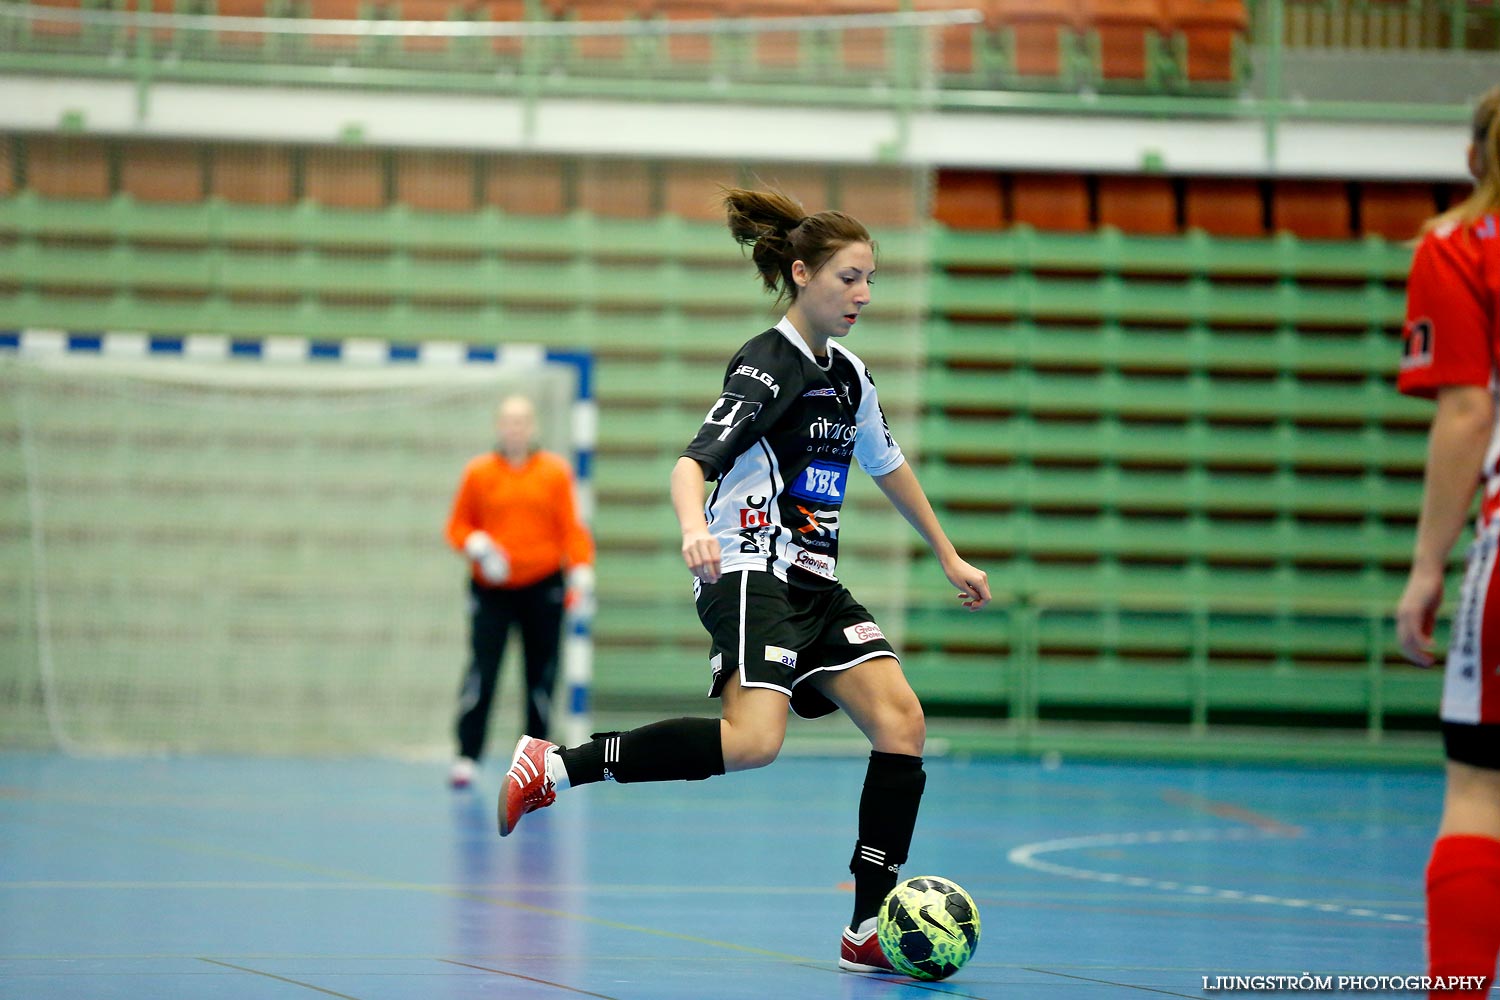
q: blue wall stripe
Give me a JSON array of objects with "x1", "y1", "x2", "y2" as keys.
[
  {"x1": 67, "y1": 333, "x2": 103, "y2": 352},
  {"x1": 149, "y1": 336, "x2": 185, "y2": 354}
]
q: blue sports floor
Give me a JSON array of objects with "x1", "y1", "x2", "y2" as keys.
[{"x1": 0, "y1": 752, "x2": 1438, "y2": 999}]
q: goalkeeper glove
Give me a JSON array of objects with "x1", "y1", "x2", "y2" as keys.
[{"x1": 464, "y1": 531, "x2": 510, "y2": 585}]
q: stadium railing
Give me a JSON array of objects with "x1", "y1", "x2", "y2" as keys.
[{"x1": 0, "y1": 0, "x2": 1491, "y2": 107}]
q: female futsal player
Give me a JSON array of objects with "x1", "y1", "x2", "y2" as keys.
[
  {"x1": 1395, "y1": 84, "x2": 1500, "y2": 1000},
  {"x1": 496, "y1": 187, "x2": 991, "y2": 973}
]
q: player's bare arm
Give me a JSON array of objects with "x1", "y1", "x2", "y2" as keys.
[
  {"x1": 872, "y1": 461, "x2": 991, "y2": 611},
  {"x1": 1397, "y1": 384, "x2": 1494, "y2": 666},
  {"x1": 671, "y1": 455, "x2": 722, "y2": 584}
]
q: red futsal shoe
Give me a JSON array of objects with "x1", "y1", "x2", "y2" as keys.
[
  {"x1": 839, "y1": 919, "x2": 899, "y2": 974},
  {"x1": 498, "y1": 735, "x2": 558, "y2": 837}
]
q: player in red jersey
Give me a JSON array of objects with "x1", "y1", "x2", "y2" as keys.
[{"x1": 1395, "y1": 84, "x2": 1500, "y2": 1000}]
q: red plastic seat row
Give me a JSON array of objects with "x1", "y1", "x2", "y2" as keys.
[
  {"x1": 907, "y1": 0, "x2": 1247, "y2": 82},
  {"x1": 934, "y1": 170, "x2": 1455, "y2": 240}
]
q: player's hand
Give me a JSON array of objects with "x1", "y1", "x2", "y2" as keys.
[
  {"x1": 1396, "y1": 564, "x2": 1444, "y2": 667},
  {"x1": 566, "y1": 564, "x2": 596, "y2": 618},
  {"x1": 464, "y1": 531, "x2": 510, "y2": 585},
  {"x1": 682, "y1": 529, "x2": 722, "y2": 584},
  {"x1": 943, "y1": 556, "x2": 991, "y2": 611}
]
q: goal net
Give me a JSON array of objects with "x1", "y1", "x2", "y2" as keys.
[{"x1": 0, "y1": 332, "x2": 593, "y2": 756}]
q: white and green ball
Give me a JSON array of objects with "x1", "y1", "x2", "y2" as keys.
[{"x1": 876, "y1": 876, "x2": 981, "y2": 981}]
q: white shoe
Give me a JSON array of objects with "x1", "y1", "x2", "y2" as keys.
[{"x1": 449, "y1": 757, "x2": 476, "y2": 789}]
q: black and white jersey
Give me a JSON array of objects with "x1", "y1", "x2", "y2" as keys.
[{"x1": 681, "y1": 316, "x2": 905, "y2": 589}]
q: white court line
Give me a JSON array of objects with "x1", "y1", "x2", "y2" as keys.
[{"x1": 1007, "y1": 828, "x2": 1419, "y2": 925}]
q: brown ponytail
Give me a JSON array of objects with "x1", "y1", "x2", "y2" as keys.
[
  {"x1": 723, "y1": 187, "x2": 873, "y2": 307},
  {"x1": 1423, "y1": 85, "x2": 1500, "y2": 235}
]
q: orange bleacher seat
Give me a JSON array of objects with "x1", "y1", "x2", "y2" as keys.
[
  {"x1": 662, "y1": 161, "x2": 737, "y2": 221},
  {"x1": 911, "y1": 0, "x2": 985, "y2": 76},
  {"x1": 656, "y1": 0, "x2": 730, "y2": 65},
  {"x1": 933, "y1": 169, "x2": 1006, "y2": 230},
  {"x1": 993, "y1": 0, "x2": 1082, "y2": 80},
  {"x1": 746, "y1": 163, "x2": 831, "y2": 209},
  {"x1": 830, "y1": 0, "x2": 900, "y2": 73},
  {"x1": 476, "y1": 0, "x2": 529, "y2": 56},
  {"x1": 578, "y1": 158, "x2": 655, "y2": 219},
  {"x1": 550, "y1": 0, "x2": 646, "y2": 61},
  {"x1": 29, "y1": 0, "x2": 84, "y2": 39},
  {"x1": 1080, "y1": 0, "x2": 1166, "y2": 83},
  {"x1": 1012, "y1": 172, "x2": 1090, "y2": 232},
  {"x1": 0, "y1": 139, "x2": 14, "y2": 198},
  {"x1": 395, "y1": 0, "x2": 455, "y2": 53},
  {"x1": 1360, "y1": 182, "x2": 1436, "y2": 241},
  {"x1": 1165, "y1": 0, "x2": 1245, "y2": 82},
  {"x1": 307, "y1": 0, "x2": 380, "y2": 52},
  {"x1": 396, "y1": 151, "x2": 477, "y2": 212},
  {"x1": 26, "y1": 136, "x2": 112, "y2": 200},
  {"x1": 1098, "y1": 175, "x2": 1177, "y2": 234},
  {"x1": 484, "y1": 155, "x2": 567, "y2": 215},
  {"x1": 213, "y1": 0, "x2": 272, "y2": 52},
  {"x1": 1184, "y1": 177, "x2": 1263, "y2": 236},
  {"x1": 838, "y1": 167, "x2": 921, "y2": 227},
  {"x1": 121, "y1": 142, "x2": 205, "y2": 204},
  {"x1": 211, "y1": 145, "x2": 295, "y2": 205},
  {"x1": 1272, "y1": 179, "x2": 1352, "y2": 240},
  {"x1": 739, "y1": 0, "x2": 803, "y2": 70},
  {"x1": 137, "y1": 0, "x2": 213, "y2": 48},
  {"x1": 304, "y1": 147, "x2": 387, "y2": 209}
]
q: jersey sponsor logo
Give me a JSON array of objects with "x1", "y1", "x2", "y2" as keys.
[
  {"x1": 803, "y1": 387, "x2": 839, "y2": 397},
  {"x1": 738, "y1": 495, "x2": 772, "y2": 553},
  {"x1": 790, "y1": 461, "x2": 847, "y2": 503},
  {"x1": 843, "y1": 621, "x2": 885, "y2": 644},
  {"x1": 764, "y1": 645, "x2": 798, "y2": 667},
  {"x1": 733, "y1": 364, "x2": 782, "y2": 397},
  {"x1": 738, "y1": 527, "x2": 772, "y2": 555},
  {"x1": 1401, "y1": 316, "x2": 1434, "y2": 371},
  {"x1": 795, "y1": 505, "x2": 839, "y2": 539},
  {"x1": 702, "y1": 394, "x2": 764, "y2": 442},
  {"x1": 809, "y1": 417, "x2": 858, "y2": 444},
  {"x1": 791, "y1": 547, "x2": 837, "y2": 580}
]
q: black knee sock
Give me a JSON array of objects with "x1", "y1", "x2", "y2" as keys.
[
  {"x1": 848, "y1": 750, "x2": 926, "y2": 930},
  {"x1": 557, "y1": 717, "x2": 725, "y2": 786}
]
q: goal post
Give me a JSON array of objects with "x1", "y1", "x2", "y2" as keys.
[{"x1": 0, "y1": 329, "x2": 596, "y2": 756}]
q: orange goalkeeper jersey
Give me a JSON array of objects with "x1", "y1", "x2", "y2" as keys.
[{"x1": 445, "y1": 450, "x2": 594, "y2": 589}]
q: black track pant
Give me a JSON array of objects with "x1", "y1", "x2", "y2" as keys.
[{"x1": 455, "y1": 572, "x2": 565, "y2": 761}]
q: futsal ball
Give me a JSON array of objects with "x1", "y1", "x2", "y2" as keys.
[{"x1": 876, "y1": 875, "x2": 981, "y2": 981}]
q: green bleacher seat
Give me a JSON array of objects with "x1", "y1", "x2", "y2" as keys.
[{"x1": 0, "y1": 189, "x2": 1445, "y2": 744}]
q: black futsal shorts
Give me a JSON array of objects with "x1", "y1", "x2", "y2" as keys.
[{"x1": 694, "y1": 569, "x2": 899, "y2": 720}]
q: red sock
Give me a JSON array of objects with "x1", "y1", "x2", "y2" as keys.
[{"x1": 1427, "y1": 834, "x2": 1500, "y2": 999}]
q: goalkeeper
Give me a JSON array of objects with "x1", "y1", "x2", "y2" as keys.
[{"x1": 444, "y1": 395, "x2": 595, "y2": 789}]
